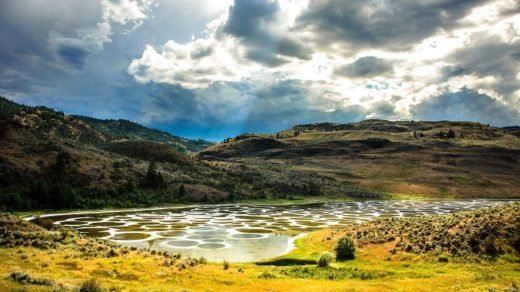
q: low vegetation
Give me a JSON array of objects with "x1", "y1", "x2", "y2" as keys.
[
  {"x1": 0, "y1": 204, "x2": 518, "y2": 291},
  {"x1": 331, "y1": 203, "x2": 520, "y2": 260},
  {"x1": 335, "y1": 235, "x2": 356, "y2": 260},
  {"x1": 316, "y1": 252, "x2": 334, "y2": 267}
]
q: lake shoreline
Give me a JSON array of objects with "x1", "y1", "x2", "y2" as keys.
[{"x1": 17, "y1": 194, "x2": 519, "y2": 219}]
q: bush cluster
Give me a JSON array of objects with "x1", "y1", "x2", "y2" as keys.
[
  {"x1": 317, "y1": 252, "x2": 334, "y2": 267},
  {"x1": 336, "y1": 203, "x2": 520, "y2": 259},
  {"x1": 335, "y1": 236, "x2": 356, "y2": 260},
  {"x1": 9, "y1": 271, "x2": 54, "y2": 286}
]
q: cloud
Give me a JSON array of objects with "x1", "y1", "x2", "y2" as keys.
[
  {"x1": 2, "y1": 0, "x2": 520, "y2": 140},
  {"x1": 446, "y1": 36, "x2": 520, "y2": 101},
  {"x1": 411, "y1": 88, "x2": 520, "y2": 126},
  {"x1": 48, "y1": 0, "x2": 156, "y2": 68},
  {"x1": 297, "y1": 0, "x2": 489, "y2": 51},
  {"x1": 134, "y1": 78, "x2": 372, "y2": 136},
  {"x1": 56, "y1": 45, "x2": 90, "y2": 69},
  {"x1": 127, "y1": 38, "x2": 246, "y2": 89},
  {"x1": 440, "y1": 65, "x2": 466, "y2": 80},
  {"x1": 101, "y1": 0, "x2": 154, "y2": 28},
  {"x1": 367, "y1": 101, "x2": 398, "y2": 119},
  {"x1": 334, "y1": 57, "x2": 393, "y2": 78},
  {"x1": 126, "y1": 0, "x2": 520, "y2": 136},
  {"x1": 223, "y1": 0, "x2": 279, "y2": 38},
  {"x1": 222, "y1": 0, "x2": 311, "y2": 65},
  {"x1": 243, "y1": 79, "x2": 368, "y2": 130}
]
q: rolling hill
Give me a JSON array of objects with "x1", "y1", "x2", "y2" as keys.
[
  {"x1": 1, "y1": 96, "x2": 519, "y2": 211},
  {"x1": 1, "y1": 97, "x2": 374, "y2": 211},
  {"x1": 197, "y1": 120, "x2": 520, "y2": 198}
]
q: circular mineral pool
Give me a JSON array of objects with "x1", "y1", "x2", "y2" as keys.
[
  {"x1": 231, "y1": 233, "x2": 264, "y2": 239},
  {"x1": 198, "y1": 243, "x2": 226, "y2": 249},
  {"x1": 111, "y1": 233, "x2": 150, "y2": 241},
  {"x1": 167, "y1": 240, "x2": 199, "y2": 247}
]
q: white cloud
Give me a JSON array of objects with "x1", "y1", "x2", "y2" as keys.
[
  {"x1": 127, "y1": 0, "x2": 520, "y2": 124},
  {"x1": 48, "y1": 0, "x2": 156, "y2": 70},
  {"x1": 100, "y1": 0, "x2": 155, "y2": 30}
]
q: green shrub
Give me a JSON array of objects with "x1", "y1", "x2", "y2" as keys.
[
  {"x1": 80, "y1": 278, "x2": 104, "y2": 292},
  {"x1": 317, "y1": 252, "x2": 334, "y2": 267},
  {"x1": 9, "y1": 271, "x2": 54, "y2": 286},
  {"x1": 438, "y1": 253, "x2": 449, "y2": 262},
  {"x1": 33, "y1": 217, "x2": 54, "y2": 230},
  {"x1": 335, "y1": 236, "x2": 356, "y2": 260},
  {"x1": 223, "y1": 260, "x2": 230, "y2": 270},
  {"x1": 258, "y1": 271, "x2": 277, "y2": 279},
  {"x1": 481, "y1": 234, "x2": 498, "y2": 256}
]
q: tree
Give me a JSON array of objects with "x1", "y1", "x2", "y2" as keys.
[
  {"x1": 179, "y1": 184, "x2": 186, "y2": 196},
  {"x1": 335, "y1": 236, "x2": 356, "y2": 260},
  {"x1": 317, "y1": 252, "x2": 334, "y2": 267},
  {"x1": 447, "y1": 129, "x2": 456, "y2": 138},
  {"x1": 142, "y1": 162, "x2": 165, "y2": 189},
  {"x1": 53, "y1": 151, "x2": 71, "y2": 177}
]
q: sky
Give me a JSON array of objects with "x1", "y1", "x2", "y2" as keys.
[{"x1": 0, "y1": 0, "x2": 519, "y2": 140}]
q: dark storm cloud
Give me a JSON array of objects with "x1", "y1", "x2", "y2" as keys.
[
  {"x1": 244, "y1": 80, "x2": 367, "y2": 130},
  {"x1": 222, "y1": 0, "x2": 312, "y2": 65},
  {"x1": 276, "y1": 37, "x2": 312, "y2": 60},
  {"x1": 144, "y1": 83, "x2": 205, "y2": 124},
  {"x1": 245, "y1": 49, "x2": 289, "y2": 67},
  {"x1": 447, "y1": 37, "x2": 520, "y2": 100},
  {"x1": 369, "y1": 101, "x2": 397, "y2": 118},
  {"x1": 223, "y1": 0, "x2": 279, "y2": 38},
  {"x1": 0, "y1": 0, "x2": 102, "y2": 94},
  {"x1": 334, "y1": 56, "x2": 393, "y2": 78},
  {"x1": 57, "y1": 45, "x2": 90, "y2": 69},
  {"x1": 412, "y1": 88, "x2": 520, "y2": 126},
  {"x1": 297, "y1": 0, "x2": 489, "y2": 51},
  {"x1": 440, "y1": 65, "x2": 466, "y2": 80},
  {"x1": 137, "y1": 79, "x2": 369, "y2": 136}
]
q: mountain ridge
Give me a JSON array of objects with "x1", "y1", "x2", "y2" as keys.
[{"x1": 1, "y1": 96, "x2": 519, "y2": 212}]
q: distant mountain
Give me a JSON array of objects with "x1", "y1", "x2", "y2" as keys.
[
  {"x1": 73, "y1": 115, "x2": 212, "y2": 153},
  {"x1": 0, "y1": 96, "x2": 212, "y2": 153}
]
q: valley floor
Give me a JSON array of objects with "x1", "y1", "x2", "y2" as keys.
[{"x1": 1, "y1": 204, "x2": 519, "y2": 291}]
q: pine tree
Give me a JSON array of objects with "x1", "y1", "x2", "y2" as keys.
[
  {"x1": 447, "y1": 129, "x2": 456, "y2": 138},
  {"x1": 143, "y1": 162, "x2": 165, "y2": 189}
]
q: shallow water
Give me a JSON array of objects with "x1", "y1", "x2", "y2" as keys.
[{"x1": 40, "y1": 200, "x2": 513, "y2": 262}]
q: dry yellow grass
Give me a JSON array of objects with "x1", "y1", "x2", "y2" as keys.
[{"x1": 1, "y1": 227, "x2": 518, "y2": 291}]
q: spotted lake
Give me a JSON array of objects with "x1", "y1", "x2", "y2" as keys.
[{"x1": 33, "y1": 200, "x2": 513, "y2": 262}]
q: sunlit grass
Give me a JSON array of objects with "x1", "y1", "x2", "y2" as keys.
[{"x1": 2, "y1": 205, "x2": 519, "y2": 291}]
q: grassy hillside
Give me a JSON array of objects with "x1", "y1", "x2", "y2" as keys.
[
  {"x1": 74, "y1": 115, "x2": 212, "y2": 153},
  {"x1": 0, "y1": 97, "x2": 377, "y2": 211},
  {"x1": 198, "y1": 119, "x2": 520, "y2": 198},
  {"x1": 2, "y1": 95, "x2": 519, "y2": 212},
  {"x1": 0, "y1": 204, "x2": 518, "y2": 291}
]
